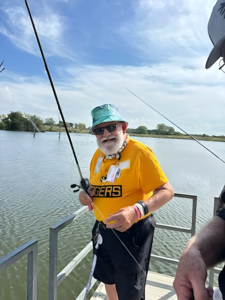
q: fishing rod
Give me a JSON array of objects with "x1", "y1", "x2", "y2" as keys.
[
  {"x1": 24, "y1": 0, "x2": 91, "y2": 200},
  {"x1": 24, "y1": 3, "x2": 148, "y2": 298},
  {"x1": 125, "y1": 87, "x2": 225, "y2": 164}
]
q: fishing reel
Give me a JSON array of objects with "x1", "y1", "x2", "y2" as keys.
[
  {"x1": 71, "y1": 178, "x2": 90, "y2": 194},
  {"x1": 71, "y1": 178, "x2": 93, "y2": 211},
  {"x1": 71, "y1": 183, "x2": 80, "y2": 193}
]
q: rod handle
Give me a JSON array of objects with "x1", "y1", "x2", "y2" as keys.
[{"x1": 80, "y1": 178, "x2": 93, "y2": 211}]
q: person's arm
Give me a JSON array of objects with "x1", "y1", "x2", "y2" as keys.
[
  {"x1": 105, "y1": 181, "x2": 174, "y2": 231},
  {"x1": 173, "y1": 216, "x2": 225, "y2": 300},
  {"x1": 193, "y1": 216, "x2": 225, "y2": 267},
  {"x1": 145, "y1": 181, "x2": 174, "y2": 212}
]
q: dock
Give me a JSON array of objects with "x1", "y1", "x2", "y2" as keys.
[
  {"x1": 91, "y1": 271, "x2": 177, "y2": 300},
  {"x1": 1, "y1": 197, "x2": 222, "y2": 300}
]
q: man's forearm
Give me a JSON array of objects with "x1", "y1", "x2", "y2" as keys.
[
  {"x1": 145, "y1": 182, "x2": 174, "y2": 213},
  {"x1": 186, "y1": 216, "x2": 225, "y2": 269}
]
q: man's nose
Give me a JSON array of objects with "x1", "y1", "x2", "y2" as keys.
[{"x1": 102, "y1": 128, "x2": 111, "y2": 137}]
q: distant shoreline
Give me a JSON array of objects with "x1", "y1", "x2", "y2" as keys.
[
  {"x1": 40, "y1": 129, "x2": 225, "y2": 142},
  {"x1": 1, "y1": 128, "x2": 224, "y2": 142},
  {"x1": 129, "y1": 133, "x2": 225, "y2": 142}
]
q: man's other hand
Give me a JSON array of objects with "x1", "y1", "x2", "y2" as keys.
[
  {"x1": 104, "y1": 206, "x2": 137, "y2": 232},
  {"x1": 173, "y1": 246, "x2": 213, "y2": 300}
]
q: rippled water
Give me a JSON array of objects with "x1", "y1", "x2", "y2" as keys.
[{"x1": 0, "y1": 131, "x2": 225, "y2": 299}]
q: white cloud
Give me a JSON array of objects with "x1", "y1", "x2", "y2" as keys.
[
  {"x1": 120, "y1": 0, "x2": 215, "y2": 61},
  {"x1": 1, "y1": 57, "x2": 225, "y2": 135},
  {"x1": 0, "y1": 4, "x2": 74, "y2": 60},
  {"x1": 1, "y1": 0, "x2": 224, "y2": 136}
]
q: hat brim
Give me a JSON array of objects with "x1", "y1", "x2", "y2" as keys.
[
  {"x1": 205, "y1": 35, "x2": 225, "y2": 69},
  {"x1": 89, "y1": 116, "x2": 128, "y2": 134}
]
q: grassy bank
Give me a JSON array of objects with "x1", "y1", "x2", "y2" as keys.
[
  {"x1": 42, "y1": 125, "x2": 90, "y2": 134},
  {"x1": 129, "y1": 133, "x2": 225, "y2": 142}
]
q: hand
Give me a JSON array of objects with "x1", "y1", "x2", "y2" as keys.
[
  {"x1": 173, "y1": 247, "x2": 213, "y2": 300},
  {"x1": 104, "y1": 206, "x2": 137, "y2": 232},
  {"x1": 78, "y1": 186, "x2": 95, "y2": 207}
]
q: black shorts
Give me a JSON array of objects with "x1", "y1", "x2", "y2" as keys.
[{"x1": 92, "y1": 214, "x2": 156, "y2": 300}]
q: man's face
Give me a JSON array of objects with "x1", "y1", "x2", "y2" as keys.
[{"x1": 93, "y1": 121, "x2": 125, "y2": 155}]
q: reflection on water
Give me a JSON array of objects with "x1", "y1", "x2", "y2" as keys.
[{"x1": 0, "y1": 131, "x2": 225, "y2": 299}]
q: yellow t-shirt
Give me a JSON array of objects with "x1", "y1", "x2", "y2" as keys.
[{"x1": 90, "y1": 137, "x2": 168, "y2": 221}]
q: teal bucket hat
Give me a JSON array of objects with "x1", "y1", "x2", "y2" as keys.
[{"x1": 90, "y1": 104, "x2": 128, "y2": 133}]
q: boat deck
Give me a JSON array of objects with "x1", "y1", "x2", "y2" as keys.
[{"x1": 91, "y1": 271, "x2": 177, "y2": 300}]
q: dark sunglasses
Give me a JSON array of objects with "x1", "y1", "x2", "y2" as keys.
[{"x1": 93, "y1": 122, "x2": 121, "y2": 135}]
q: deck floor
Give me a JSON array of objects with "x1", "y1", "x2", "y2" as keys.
[{"x1": 90, "y1": 271, "x2": 177, "y2": 300}]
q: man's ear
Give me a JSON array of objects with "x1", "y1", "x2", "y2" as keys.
[{"x1": 122, "y1": 122, "x2": 128, "y2": 133}]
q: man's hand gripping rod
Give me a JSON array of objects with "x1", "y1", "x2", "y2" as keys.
[{"x1": 24, "y1": 0, "x2": 92, "y2": 210}]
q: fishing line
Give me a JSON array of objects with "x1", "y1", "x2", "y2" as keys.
[
  {"x1": 125, "y1": 87, "x2": 225, "y2": 164},
  {"x1": 93, "y1": 203, "x2": 146, "y2": 275},
  {"x1": 82, "y1": 203, "x2": 146, "y2": 299}
]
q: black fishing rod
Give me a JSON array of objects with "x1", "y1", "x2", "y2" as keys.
[
  {"x1": 24, "y1": 0, "x2": 90, "y2": 196},
  {"x1": 125, "y1": 87, "x2": 225, "y2": 164}
]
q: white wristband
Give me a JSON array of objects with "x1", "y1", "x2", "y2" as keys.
[{"x1": 135, "y1": 203, "x2": 145, "y2": 218}]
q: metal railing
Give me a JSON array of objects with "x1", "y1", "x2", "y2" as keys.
[
  {"x1": 0, "y1": 239, "x2": 38, "y2": 300},
  {"x1": 151, "y1": 193, "x2": 197, "y2": 265},
  {"x1": 48, "y1": 193, "x2": 197, "y2": 299},
  {"x1": 48, "y1": 206, "x2": 93, "y2": 300},
  {"x1": 0, "y1": 193, "x2": 221, "y2": 299},
  {"x1": 208, "y1": 197, "x2": 222, "y2": 287}
]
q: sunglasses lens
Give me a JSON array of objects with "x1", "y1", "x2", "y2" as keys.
[
  {"x1": 106, "y1": 124, "x2": 117, "y2": 132},
  {"x1": 94, "y1": 128, "x2": 104, "y2": 135},
  {"x1": 93, "y1": 123, "x2": 119, "y2": 135}
]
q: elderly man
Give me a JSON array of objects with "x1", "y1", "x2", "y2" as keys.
[{"x1": 79, "y1": 104, "x2": 174, "y2": 300}]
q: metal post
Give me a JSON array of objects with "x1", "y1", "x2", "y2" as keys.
[
  {"x1": 191, "y1": 196, "x2": 197, "y2": 236},
  {"x1": 0, "y1": 239, "x2": 38, "y2": 300},
  {"x1": 48, "y1": 228, "x2": 58, "y2": 300},
  {"x1": 208, "y1": 197, "x2": 220, "y2": 287},
  {"x1": 48, "y1": 207, "x2": 88, "y2": 299},
  {"x1": 209, "y1": 268, "x2": 215, "y2": 288},
  {"x1": 27, "y1": 242, "x2": 38, "y2": 300}
]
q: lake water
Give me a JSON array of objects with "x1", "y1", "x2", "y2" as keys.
[{"x1": 0, "y1": 130, "x2": 225, "y2": 300}]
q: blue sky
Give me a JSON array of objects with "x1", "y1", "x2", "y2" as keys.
[{"x1": 0, "y1": 0, "x2": 224, "y2": 135}]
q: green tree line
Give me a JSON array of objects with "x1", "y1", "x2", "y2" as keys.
[
  {"x1": 1, "y1": 112, "x2": 223, "y2": 138},
  {"x1": 0, "y1": 112, "x2": 44, "y2": 131},
  {"x1": 0, "y1": 111, "x2": 90, "y2": 132},
  {"x1": 126, "y1": 124, "x2": 183, "y2": 136}
]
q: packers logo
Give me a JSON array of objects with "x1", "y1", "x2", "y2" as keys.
[{"x1": 93, "y1": 185, "x2": 122, "y2": 198}]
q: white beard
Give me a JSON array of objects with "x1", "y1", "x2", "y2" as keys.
[{"x1": 97, "y1": 132, "x2": 124, "y2": 155}]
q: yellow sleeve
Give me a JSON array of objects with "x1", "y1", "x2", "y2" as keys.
[{"x1": 138, "y1": 147, "x2": 168, "y2": 194}]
